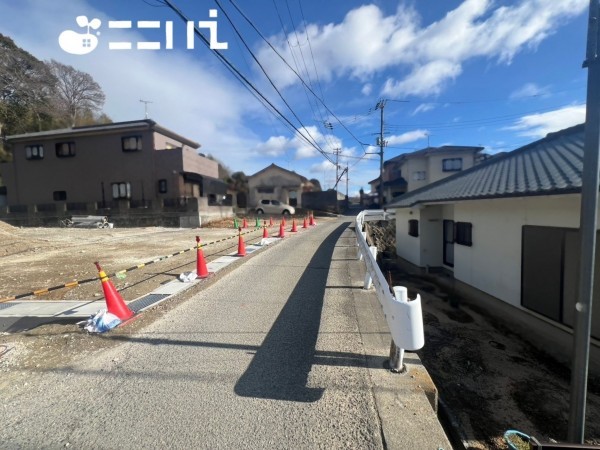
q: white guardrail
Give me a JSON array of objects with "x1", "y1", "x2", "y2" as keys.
[{"x1": 355, "y1": 209, "x2": 425, "y2": 372}]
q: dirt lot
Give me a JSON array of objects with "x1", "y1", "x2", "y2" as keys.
[
  {"x1": 0, "y1": 218, "x2": 269, "y2": 395},
  {"x1": 3, "y1": 218, "x2": 600, "y2": 449}
]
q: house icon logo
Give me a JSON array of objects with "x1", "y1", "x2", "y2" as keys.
[{"x1": 58, "y1": 16, "x2": 101, "y2": 55}]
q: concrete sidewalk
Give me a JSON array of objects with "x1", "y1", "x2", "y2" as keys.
[{"x1": 2, "y1": 218, "x2": 452, "y2": 449}]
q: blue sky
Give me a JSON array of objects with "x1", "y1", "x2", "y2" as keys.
[{"x1": 0, "y1": 0, "x2": 590, "y2": 194}]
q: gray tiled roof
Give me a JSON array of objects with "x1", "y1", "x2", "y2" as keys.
[{"x1": 388, "y1": 124, "x2": 585, "y2": 208}]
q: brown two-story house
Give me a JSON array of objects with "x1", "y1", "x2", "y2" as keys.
[{"x1": 0, "y1": 119, "x2": 230, "y2": 226}]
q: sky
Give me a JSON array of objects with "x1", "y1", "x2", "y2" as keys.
[{"x1": 0, "y1": 0, "x2": 591, "y2": 195}]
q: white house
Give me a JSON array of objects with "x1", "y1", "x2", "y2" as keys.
[{"x1": 388, "y1": 123, "x2": 600, "y2": 373}]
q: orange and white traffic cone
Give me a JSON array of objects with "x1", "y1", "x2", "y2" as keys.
[
  {"x1": 242, "y1": 217, "x2": 248, "y2": 229},
  {"x1": 282, "y1": 216, "x2": 286, "y2": 227},
  {"x1": 237, "y1": 228, "x2": 247, "y2": 256},
  {"x1": 269, "y1": 217, "x2": 273, "y2": 227},
  {"x1": 278, "y1": 221, "x2": 285, "y2": 238},
  {"x1": 309, "y1": 213, "x2": 315, "y2": 226},
  {"x1": 263, "y1": 225, "x2": 269, "y2": 238},
  {"x1": 291, "y1": 218, "x2": 298, "y2": 232},
  {"x1": 303, "y1": 217, "x2": 308, "y2": 228},
  {"x1": 94, "y1": 262, "x2": 134, "y2": 320},
  {"x1": 195, "y1": 236, "x2": 209, "y2": 278}
]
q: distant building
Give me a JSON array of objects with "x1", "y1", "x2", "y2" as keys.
[
  {"x1": 0, "y1": 119, "x2": 231, "y2": 227},
  {"x1": 247, "y1": 163, "x2": 314, "y2": 209},
  {"x1": 368, "y1": 145, "x2": 484, "y2": 204}
]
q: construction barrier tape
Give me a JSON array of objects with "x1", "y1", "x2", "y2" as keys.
[{"x1": 0, "y1": 225, "x2": 280, "y2": 303}]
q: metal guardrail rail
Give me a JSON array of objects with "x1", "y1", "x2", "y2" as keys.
[{"x1": 355, "y1": 209, "x2": 424, "y2": 372}]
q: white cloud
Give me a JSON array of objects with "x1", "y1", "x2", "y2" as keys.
[
  {"x1": 412, "y1": 103, "x2": 436, "y2": 115},
  {"x1": 257, "y1": 0, "x2": 587, "y2": 98},
  {"x1": 510, "y1": 82, "x2": 550, "y2": 99},
  {"x1": 362, "y1": 83, "x2": 373, "y2": 96},
  {"x1": 253, "y1": 136, "x2": 290, "y2": 157},
  {"x1": 507, "y1": 104, "x2": 585, "y2": 137},
  {"x1": 387, "y1": 129, "x2": 429, "y2": 146}
]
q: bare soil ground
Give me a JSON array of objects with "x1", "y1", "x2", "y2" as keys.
[
  {"x1": 0, "y1": 217, "x2": 269, "y2": 397},
  {"x1": 366, "y1": 222, "x2": 600, "y2": 449}
]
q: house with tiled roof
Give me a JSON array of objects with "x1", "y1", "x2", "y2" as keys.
[{"x1": 388, "y1": 123, "x2": 600, "y2": 371}]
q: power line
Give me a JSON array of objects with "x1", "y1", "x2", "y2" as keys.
[
  {"x1": 214, "y1": 0, "x2": 332, "y2": 162},
  {"x1": 160, "y1": 0, "x2": 329, "y2": 158},
  {"x1": 227, "y1": 0, "x2": 369, "y2": 150}
]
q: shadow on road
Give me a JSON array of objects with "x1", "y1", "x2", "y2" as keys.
[{"x1": 234, "y1": 222, "x2": 350, "y2": 403}]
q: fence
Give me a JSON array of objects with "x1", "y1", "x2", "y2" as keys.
[{"x1": 355, "y1": 209, "x2": 424, "y2": 372}]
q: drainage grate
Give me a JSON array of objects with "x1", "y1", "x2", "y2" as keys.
[
  {"x1": 128, "y1": 293, "x2": 170, "y2": 313},
  {"x1": 0, "y1": 303, "x2": 15, "y2": 311}
]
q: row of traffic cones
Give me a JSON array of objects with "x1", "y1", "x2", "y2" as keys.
[{"x1": 95, "y1": 213, "x2": 319, "y2": 323}]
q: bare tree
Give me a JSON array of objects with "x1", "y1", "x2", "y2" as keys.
[{"x1": 47, "y1": 59, "x2": 105, "y2": 126}]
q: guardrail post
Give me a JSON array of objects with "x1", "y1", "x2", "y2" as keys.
[
  {"x1": 389, "y1": 341, "x2": 405, "y2": 373},
  {"x1": 363, "y1": 245, "x2": 377, "y2": 289},
  {"x1": 357, "y1": 231, "x2": 367, "y2": 260}
]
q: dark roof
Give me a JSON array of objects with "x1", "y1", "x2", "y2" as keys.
[
  {"x1": 249, "y1": 163, "x2": 308, "y2": 182},
  {"x1": 384, "y1": 145, "x2": 484, "y2": 165},
  {"x1": 6, "y1": 119, "x2": 200, "y2": 148},
  {"x1": 388, "y1": 124, "x2": 585, "y2": 208}
]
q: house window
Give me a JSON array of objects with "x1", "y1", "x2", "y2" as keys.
[
  {"x1": 257, "y1": 187, "x2": 275, "y2": 194},
  {"x1": 25, "y1": 145, "x2": 44, "y2": 160},
  {"x1": 122, "y1": 136, "x2": 142, "y2": 152},
  {"x1": 158, "y1": 179, "x2": 167, "y2": 194},
  {"x1": 412, "y1": 171, "x2": 426, "y2": 181},
  {"x1": 53, "y1": 191, "x2": 67, "y2": 201},
  {"x1": 55, "y1": 142, "x2": 75, "y2": 158},
  {"x1": 455, "y1": 222, "x2": 472, "y2": 246},
  {"x1": 111, "y1": 182, "x2": 131, "y2": 199},
  {"x1": 443, "y1": 158, "x2": 463, "y2": 172},
  {"x1": 408, "y1": 219, "x2": 419, "y2": 237}
]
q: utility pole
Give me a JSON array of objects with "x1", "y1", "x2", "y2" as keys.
[
  {"x1": 140, "y1": 99, "x2": 153, "y2": 119},
  {"x1": 346, "y1": 164, "x2": 349, "y2": 199},
  {"x1": 375, "y1": 100, "x2": 387, "y2": 207},
  {"x1": 568, "y1": 0, "x2": 600, "y2": 442},
  {"x1": 333, "y1": 147, "x2": 341, "y2": 190}
]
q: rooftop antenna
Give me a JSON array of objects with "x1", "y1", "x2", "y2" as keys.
[{"x1": 140, "y1": 99, "x2": 153, "y2": 119}]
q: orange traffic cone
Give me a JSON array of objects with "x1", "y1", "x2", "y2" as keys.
[
  {"x1": 303, "y1": 217, "x2": 308, "y2": 228},
  {"x1": 291, "y1": 218, "x2": 298, "y2": 232},
  {"x1": 195, "y1": 236, "x2": 209, "y2": 278},
  {"x1": 269, "y1": 217, "x2": 273, "y2": 227},
  {"x1": 94, "y1": 262, "x2": 134, "y2": 320},
  {"x1": 282, "y1": 216, "x2": 286, "y2": 227},
  {"x1": 278, "y1": 221, "x2": 285, "y2": 238},
  {"x1": 309, "y1": 213, "x2": 315, "y2": 226},
  {"x1": 237, "y1": 228, "x2": 247, "y2": 256},
  {"x1": 263, "y1": 225, "x2": 269, "y2": 238},
  {"x1": 242, "y1": 217, "x2": 248, "y2": 229}
]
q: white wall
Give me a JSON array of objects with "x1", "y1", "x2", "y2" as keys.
[
  {"x1": 395, "y1": 208, "x2": 422, "y2": 266},
  {"x1": 453, "y1": 195, "x2": 586, "y2": 307}
]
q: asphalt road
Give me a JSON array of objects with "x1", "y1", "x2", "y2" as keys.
[{"x1": 2, "y1": 218, "x2": 391, "y2": 449}]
